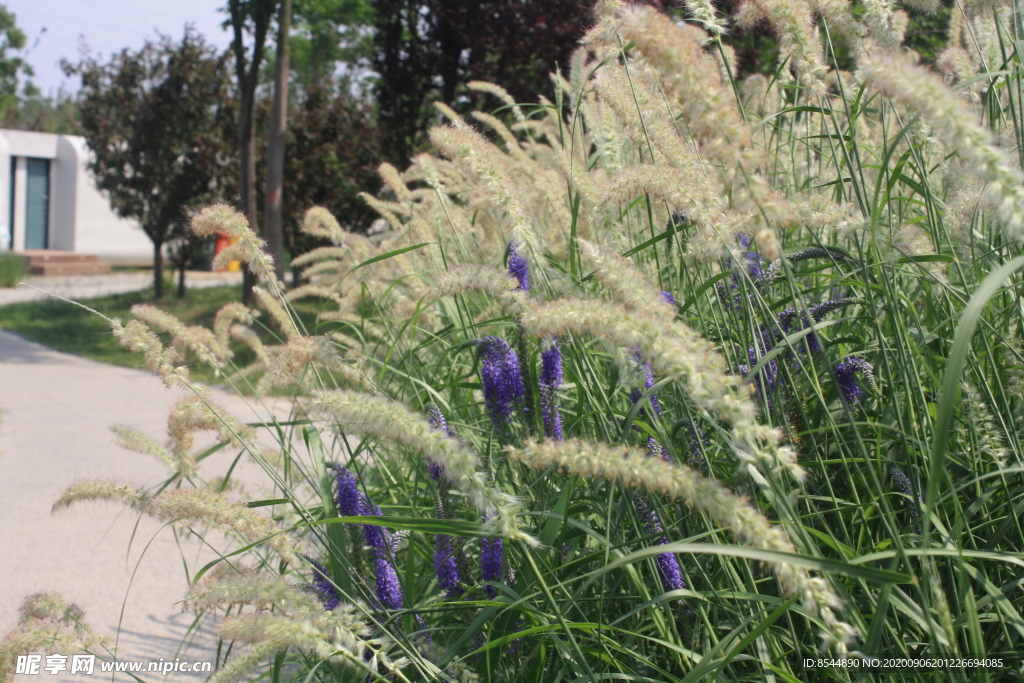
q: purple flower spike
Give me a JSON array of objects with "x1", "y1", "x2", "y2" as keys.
[
  {"x1": 373, "y1": 558, "x2": 404, "y2": 610},
  {"x1": 835, "y1": 356, "x2": 873, "y2": 405},
  {"x1": 362, "y1": 495, "x2": 405, "y2": 610},
  {"x1": 632, "y1": 495, "x2": 685, "y2": 593},
  {"x1": 330, "y1": 465, "x2": 364, "y2": 517},
  {"x1": 478, "y1": 336, "x2": 525, "y2": 438},
  {"x1": 539, "y1": 339, "x2": 564, "y2": 440},
  {"x1": 480, "y1": 536, "x2": 504, "y2": 598},
  {"x1": 508, "y1": 243, "x2": 530, "y2": 292},
  {"x1": 434, "y1": 535, "x2": 462, "y2": 598},
  {"x1": 308, "y1": 559, "x2": 340, "y2": 611},
  {"x1": 661, "y1": 291, "x2": 676, "y2": 307}
]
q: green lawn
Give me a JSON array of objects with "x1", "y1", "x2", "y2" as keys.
[{"x1": 0, "y1": 285, "x2": 242, "y2": 384}]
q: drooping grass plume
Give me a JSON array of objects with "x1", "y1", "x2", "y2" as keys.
[
  {"x1": 520, "y1": 298, "x2": 804, "y2": 480},
  {"x1": 190, "y1": 204, "x2": 276, "y2": 280},
  {"x1": 309, "y1": 390, "x2": 530, "y2": 543},
  {"x1": 0, "y1": 593, "x2": 103, "y2": 683},
  {"x1": 110, "y1": 425, "x2": 175, "y2": 470},
  {"x1": 509, "y1": 438, "x2": 857, "y2": 650},
  {"x1": 53, "y1": 485, "x2": 299, "y2": 564},
  {"x1": 858, "y1": 49, "x2": 1024, "y2": 240},
  {"x1": 110, "y1": 318, "x2": 187, "y2": 388},
  {"x1": 167, "y1": 394, "x2": 256, "y2": 478}
]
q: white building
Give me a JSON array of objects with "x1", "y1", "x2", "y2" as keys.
[{"x1": 0, "y1": 129, "x2": 153, "y2": 264}]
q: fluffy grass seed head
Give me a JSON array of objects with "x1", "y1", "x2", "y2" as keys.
[
  {"x1": 0, "y1": 593, "x2": 103, "y2": 683},
  {"x1": 52, "y1": 480, "x2": 151, "y2": 513},
  {"x1": 578, "y1": 239, "x2": 675, "y2": 322},
  {"x1": 510, "y1": 438, "x2": 855, "y2": 651},
  {"x1": 110, "y1": 425, "x2": 175, "y2": 470},
  {"x1": 520, "y1": 299, "x2": 804, "y2": 481},
  {"x1": 433, "y1": 265, "x2": 530, "y2": 317},
  {"x1": 858, "y1": 49, "x2": 1024, "y2": 240},
  {"x1": 256, "y1": 336, "x2": 378, "y2": 396},
  {"x1": 167, "y1": 394, "x2": 256, "y2": 478},
  {"x1": 131, "y1": 304, "x2": 228, "y2": 369},
  {"x1": 253, "y1": 286, "x2": 299, "y2": 340},
  {"x1": 302, "y1": 206, "x2": 347, "y2": 243},
  {"x1": 110, "y1": 318, "x2": 188, "y2": 388},
  {"x1": 309, "y1": 390, "x2": 531, "y2": 544},
  {"x1": 191, "y1": 204, "x2": 275, "y2": 280},
  {"x1": 148, "y1": 488, "x2": 300, "y2": 564}
]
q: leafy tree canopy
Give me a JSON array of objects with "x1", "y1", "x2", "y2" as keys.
[{"x1": 63, "y1": 28, "x2": 235, "y2": 299}]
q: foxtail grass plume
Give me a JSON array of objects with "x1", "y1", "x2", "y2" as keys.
[
  {"x1": 858, "y1": 49, "x2": 1024, "y2": 240},
  {"x1": 131, "y1": 304, "x2": 228, "y2": 369},
  {"x1": 53, "y1": 484, "x2": 299, "y2": 564},
  {"x1": 519, "y1": 298, "x2": 804, "y2": 481},
  {"x1": 509, "y1": 438, "x2": 857, "y2": 651},
  {"x1": 190, "y1": 204, "x2": 275, "y2": 280},
  {"x1": 252, "y1": 286, "x2": 299, "y2": 340},
  {"x1": 254, "y1": 336, "x2": 377, "y2": 396},
  {"x1": 213, "y1": 303, "x2": 256, "y2": 351},
  {"x1": 184, "y1": 569, "x2": 407, "y2": 683},
  {"x1": 302, "y1": 206, "x2": 347, "y2": 243},
  {"x1": 110, "y1": 425, "x2": 175, "y2": 470},
  {"x1": 309, "y1": 390, "x2": 531, "y2": 543},
  {"x1": 433, "y1": 265, "x2": 529, "y2": 316},
  {"x1": 168, "y1": 394, "x2": 256, "y2": 478},
  {"x1": 578, "y1": 240, "x2": 675, "y2": 322},
  {"x1": 0, "y1": 593, "x2": 103, "y2": 683},
  {"x1": 110, "y1": 318, "x2": 188, "y2": 388}
]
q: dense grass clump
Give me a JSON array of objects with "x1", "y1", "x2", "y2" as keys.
[
  {"x1": 8, "y1": 0, "x2": 1024, "y2": 680},
  {"x1": 0, "y1": 253, "x2": 25, "y2": 288}
]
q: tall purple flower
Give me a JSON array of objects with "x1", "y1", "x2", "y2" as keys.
[
  {"x1": 434, "y1": 534, "x2": 462, "y2": 598},
  {"x1": 508, "y1": 242, "x2": 529, "y2": 292},
  {"x1": 331, "y1": 464, "x2": 363, "y2": 517},
  {"x1": 478, "y1": 336, "x2": 524, "y2": 438},
  {"x1": 307, "y1": 559, "x2": 340, "y2": 611},
  {"x1": 632, "y1": 494, "x2": 685, "y2": 593},
  {"x1": 480, "y1": 536, "x2": 504, "y2": 598},
  {"x1": 835, "y1": 356, "x2": 873, "y2": 406},
  {"x1": 362, "y1": 498, "x2": 404, "y2": 610},
  {"x1": 330, "y1": 465, "x2": 403, "y2": 610},
  {"x1": 539, "y1": 339, "x2": 564, "y2": 440}
]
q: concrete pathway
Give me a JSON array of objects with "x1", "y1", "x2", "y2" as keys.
[
  {"x1": 0, "y1": 272, "x2": 243, "y2": 307},
  {"x1": 0, "y1": 330, "x2": 295, "y2": 681}
]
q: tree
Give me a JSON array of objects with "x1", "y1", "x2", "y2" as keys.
[
  {"x1": 283, "y1": 83, "x2": 380, "y2": 282},
  {"x1": 0, "y1": 4, "x2": 33, "y2": 109},
  {"x1": 64, "y1": 28, "x2": 234, "y2": 299},
  {"x1": 264, "y1": 0, "x2": 292, "y2": 282},
  {"x1": 227, "y1": 0, "x2": 277, "y2": 301}
]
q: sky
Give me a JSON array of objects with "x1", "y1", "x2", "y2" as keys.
[{"x1": 6, "y1": 0, "x2": 236, "y2": 97}]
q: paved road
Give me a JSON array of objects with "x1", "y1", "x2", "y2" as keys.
[
  {"x1": 0, "y1": 330, "x2": 292, "y2": 682},
  {"x1": 0, "y1": 272, "x2": 243, "y2": 307}
]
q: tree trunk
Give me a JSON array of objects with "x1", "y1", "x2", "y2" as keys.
[
  {"x1": 153, "y1": 240, "x2": 164, "y2": 300},
  {"x1": 230, "y1": 0, "x2": 273, "y2": 304},
  {"x1": 264, "y1": 0, "x2": 290, "y2": 284},
  {"x1": 177, "y1": 260, "x2": 187, "y2": 299}
]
